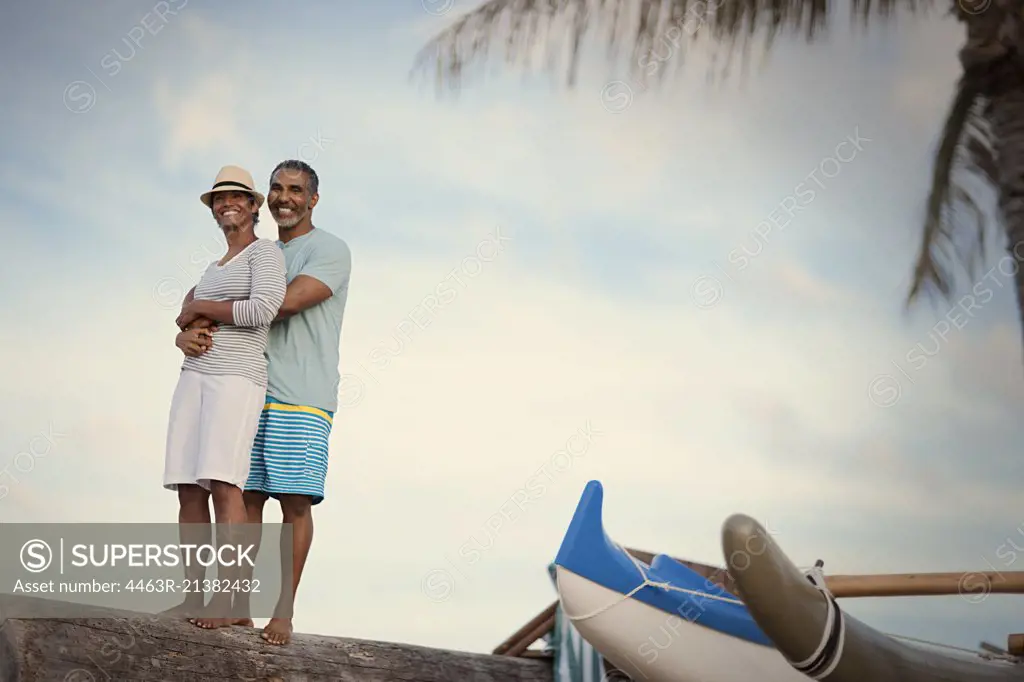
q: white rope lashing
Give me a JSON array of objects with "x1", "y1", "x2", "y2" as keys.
[
  {"x1": 787, "y1": 560, "x2": 846, "y2": 679},
  {"x1": 559, "y1": 541, "x2": 744, "y2": 623}
]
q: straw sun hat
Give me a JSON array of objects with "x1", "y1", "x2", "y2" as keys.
[{"x1": 199, "y1": 165, "x2": 265, "y2": 208}]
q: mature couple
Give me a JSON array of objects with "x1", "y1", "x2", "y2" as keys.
[{"x1": 162, "y1": 161, "x2": 351, "y2": 645}]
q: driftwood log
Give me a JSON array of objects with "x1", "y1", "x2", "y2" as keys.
[{"x1": 0, "y1": 602, "x2": 553, "y2": 682}]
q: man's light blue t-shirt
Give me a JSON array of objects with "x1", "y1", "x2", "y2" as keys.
[{"x1": 266, "y1": 227, "x2": 351, "y2": 413}]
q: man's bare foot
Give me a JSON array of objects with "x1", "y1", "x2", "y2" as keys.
[{"x1": 261, "y1": 618, "x2": 293, "y2": 645}]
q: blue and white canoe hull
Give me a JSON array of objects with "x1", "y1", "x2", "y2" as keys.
[{"x1": 553, "y1": 481, "x2": 809, "y2": 682}]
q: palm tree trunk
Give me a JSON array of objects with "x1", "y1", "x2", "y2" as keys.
[
  {"x1": 987, "y1": 88, "x2": 1024, "y2": 352},
  {"x1": 988, "y1": 84, "x2": 1024, "y2": 351},
  {"x1": 961, "y1": 0, "x2": 1024, "y2": 349}
]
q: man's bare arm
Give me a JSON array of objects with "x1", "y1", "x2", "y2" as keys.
[{"x1": 274, "y1": 275, "x2": 332, "y2": 322}]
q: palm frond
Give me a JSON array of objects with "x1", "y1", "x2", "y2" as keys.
[
  {"x1": 906, "y1": 72, "x2": 998, "y2": 307},
  {"x1": 412, "y1": 0, "x2": 938, "y2": 92}
]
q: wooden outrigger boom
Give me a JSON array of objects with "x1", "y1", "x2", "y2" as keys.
[{"x1": 824, "y1": 570, "x2": 1024, "y2": 598}]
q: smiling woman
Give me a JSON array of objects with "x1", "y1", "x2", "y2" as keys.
[{"x1": 159, "y1": 164, "x2": 287, "y2": 628}]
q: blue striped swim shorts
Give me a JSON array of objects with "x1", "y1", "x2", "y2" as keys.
[{"x1": 244, "y1": 395, "x2": 334, "y2": 505}]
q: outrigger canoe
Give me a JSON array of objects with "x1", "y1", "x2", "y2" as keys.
[
  {"x1": 552, "y1": 480, "x2": 811, "y2": 682},
  {"x1": 721, "y1": 513, "x2": 1024, "y2": 681}
]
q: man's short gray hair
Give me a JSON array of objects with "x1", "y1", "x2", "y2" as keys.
[{"x1": 270, "y1": 160, "x2": 319, "y2": 196}]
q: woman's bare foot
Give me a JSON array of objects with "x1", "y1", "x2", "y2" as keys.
[
  {"x1": 261, "y1": 618, "x2": 293, "y2": 645},
  {"x1": 193, "y1": 616, "x2": 253, "y2": 629},
  {"x1": 188, "y1": 594, "x2": 251, "y2": 630}
]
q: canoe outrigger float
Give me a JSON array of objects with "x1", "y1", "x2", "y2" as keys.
[{"x1": 722, "y1": 513, "x2": 1024, "y2": 681}]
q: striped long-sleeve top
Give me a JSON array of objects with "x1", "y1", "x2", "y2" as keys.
[{"x1": 181, "y1": 239, "x2": 287, "y2": 388}]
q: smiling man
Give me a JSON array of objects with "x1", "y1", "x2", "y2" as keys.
[{"x1": 240, "y1": 160, "x2": 351, "y2": 645}]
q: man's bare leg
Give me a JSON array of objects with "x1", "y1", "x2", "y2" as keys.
[
  {"x1": 162, "y1": 485, "x2": 210, "y2": 619},
  {"x1": 261, "y1": 494, "x2": 313, "y2": 645},
  {"x1": 232, "y1": 491, "x2": 268, "y2": 626},
  {"x1": 192, "y1": 481, "x2": 252, "y2": 629}
]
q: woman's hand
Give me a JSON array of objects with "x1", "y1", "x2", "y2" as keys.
[{"x1": 175, "y1": 326, "x2": 216, "y2": 357}]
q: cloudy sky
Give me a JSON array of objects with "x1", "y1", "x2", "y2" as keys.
[{"x1": 2, "y1": 0, "x2": 1024, "y2": 661}]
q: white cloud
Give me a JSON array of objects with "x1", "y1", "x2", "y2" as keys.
[
  {"x1": 886, "y1": 13, "x2": 961, "y2": 129},
  {"x1": 153, "y1": 73, "x2": 254, "y2": 170}
]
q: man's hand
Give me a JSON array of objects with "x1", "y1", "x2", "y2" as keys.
[
  {"x1": 176, "y1": 301, "x2": 202, "y2": 330},
  {"x1": 176, "y1": 326, "x2": 216, "y2": 357}
]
